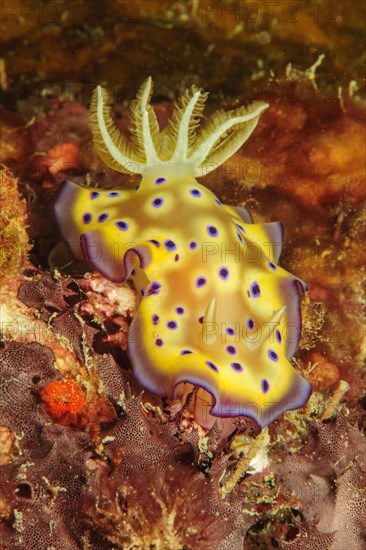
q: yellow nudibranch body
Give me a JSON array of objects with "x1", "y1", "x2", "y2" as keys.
[{"x1": 55, "y1": 78, "x2": 311, "y2": 429}]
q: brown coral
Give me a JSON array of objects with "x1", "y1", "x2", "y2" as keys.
[
  {"x1": 82, "y1": 390, "x2": 254, "y2": 550},
  {"x1": 0, "y1": 338, "x2": 259, "y2": 549},
  {"x1": 274, "y1": 415, "x2": 366, "y2": 550},
  {"x1": 0, "y1": 341, "x2": 91, "y2": 549}
]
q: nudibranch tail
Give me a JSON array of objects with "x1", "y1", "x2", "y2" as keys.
[
  {"x1": 89, "y1": 77, "x2": 269, "y2": 176},
  {"x1": 55, "y1": 77, "x2": 312, "y2": 432}
]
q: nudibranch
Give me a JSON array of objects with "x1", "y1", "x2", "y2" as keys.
[{"x1": 54, "y1": 77, "x2": 312, "y2": 430}]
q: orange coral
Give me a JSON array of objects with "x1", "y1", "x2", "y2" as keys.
[
  {"x1": 41, "y1": 379, "x2": 86, "y2": 420},
  {"x1": 41, "y1": 376, "x2": 116, "y2": 429},
  {"x1": 308, "y1": 351, "x2": 341, "y2": 391},
  {"x1": 43, "y1": 143, "x2": 83, "y2": 175},
  {"x1": 0, "y1": 426, "x2": 15, "y2": 466}
]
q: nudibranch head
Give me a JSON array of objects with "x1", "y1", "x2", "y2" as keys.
[
  {"x1": 89, "y1": 77, "x2": 269, "y2": 176},
  {"x1": 54, "y1": 77, "x2": 311, "y2": 430}
]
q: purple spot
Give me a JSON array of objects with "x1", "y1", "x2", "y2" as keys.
[
  {"x1": 236, "y1": 223, "x2": 245, "y2": 233},
  {"x1": 98, "y1": 212, "x2": 109, "y2": 223},
  {"x1": 262, "y1": 379, "x2": 270, "y2": 393},
  {"x1": 164, "y1": 240, "x2": 176, "y2": 251},
  {"x1": 176, "y1": 307, "x2": 184, "y2": 315},
  {"x1": 135, "y1": 184, "x2": 140, "y2": 191},
  {"x1": 167, "y1": 320, "x2": 177, "y2": 330},
  {"x1": 206, "y1": 360, "x2": 218, "y2": 372},
  {"x1": 90, "y1": 191, "x2": 99, "y2": 199},
  {"x1": 276, "y1": 329, "x2": 282, "y2": 344},
  {"x1": 116, "y1": 220, "x2": 128, "y2": 231},
  {"x1": 181, "y1": 350, "x2": 192, "y2": 355},
  {"x1": 226, "y1": 345, "x2": 236, "y2": 355},
  {"x1": 269, "y1": 261, "x2": 277, "y2": 271},
  {"x1": 149, "y1": 239, "x2": 160, "y2": 247},
  {"x1": 189, "y1": 241, "x2": 197, "y2": 250},
  {"x1": 219, "y1": 267, "x2": 229, "y2": 280},
  {"x1": 198, "y1": 316, "x2": 204, "y2": 324},
  {"x1": 226, "y1": 327, "x2": 235, "y2": 336},
  {"x1": 268, "y1": 349, "x2": 278, "y2": 362},
  {"x1": 147, "y1": 282, "x2": 161, "y2": 296},
  {"x1": 152, "y1": 197, "x2": 164, "y2": 207},
  {"x1": 214, "y1": 198, "x2": 222, "y2": 206},
  {"x1": 152, "y1": 314, "x2": 159, "y2": 325},
  {"x1": 155, "y1": 338, "x2": 164, "y2": 347},
  {"x1": 155, "y1": 177, "x2": 166, "y2": 184},
  {"x1": 250, "y1": 281, "x2": 261, "y2": 297},
  {"x1": 196, "y1": 277, "x2": 206, "y2": 288},
  {"x1": 236, "y1": 231, "x2": 243, "y2": 244},
  {"x1": 231, "y1": 362, "x2": 243, "y2": 372},
  {"x1": 247, "y1": 318, "x2": 254, "y2": 330},
  {"x1": 190, "y1": 188, "x2": 201, "y2": 197},
  {"x1": 140, "y1": 289, "x2": 144, "y2": 296},
  {"x1": 207, "y1": 225, "x2": 219, "y2": 237},
  {"x1": 131, "y1": 269, "x2": 136, "y2": 276},
  {"x1": 82, "y1": 213, "x2": 92, "y2": 224},
  {"x1": 108, "y1": 191, "x2": 120, "y2": 197}
]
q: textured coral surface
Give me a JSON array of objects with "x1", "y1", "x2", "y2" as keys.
[
  {"x1": 1, "y1": 1, "x2": 365, "y2": 549},
  {"x1": 0, "y1": 168, "x2": 30, "y2": 282}
]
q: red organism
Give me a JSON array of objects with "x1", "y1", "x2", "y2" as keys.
[{"x1": 41, "y1": 379, "x2": 86, "y2": 419}]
